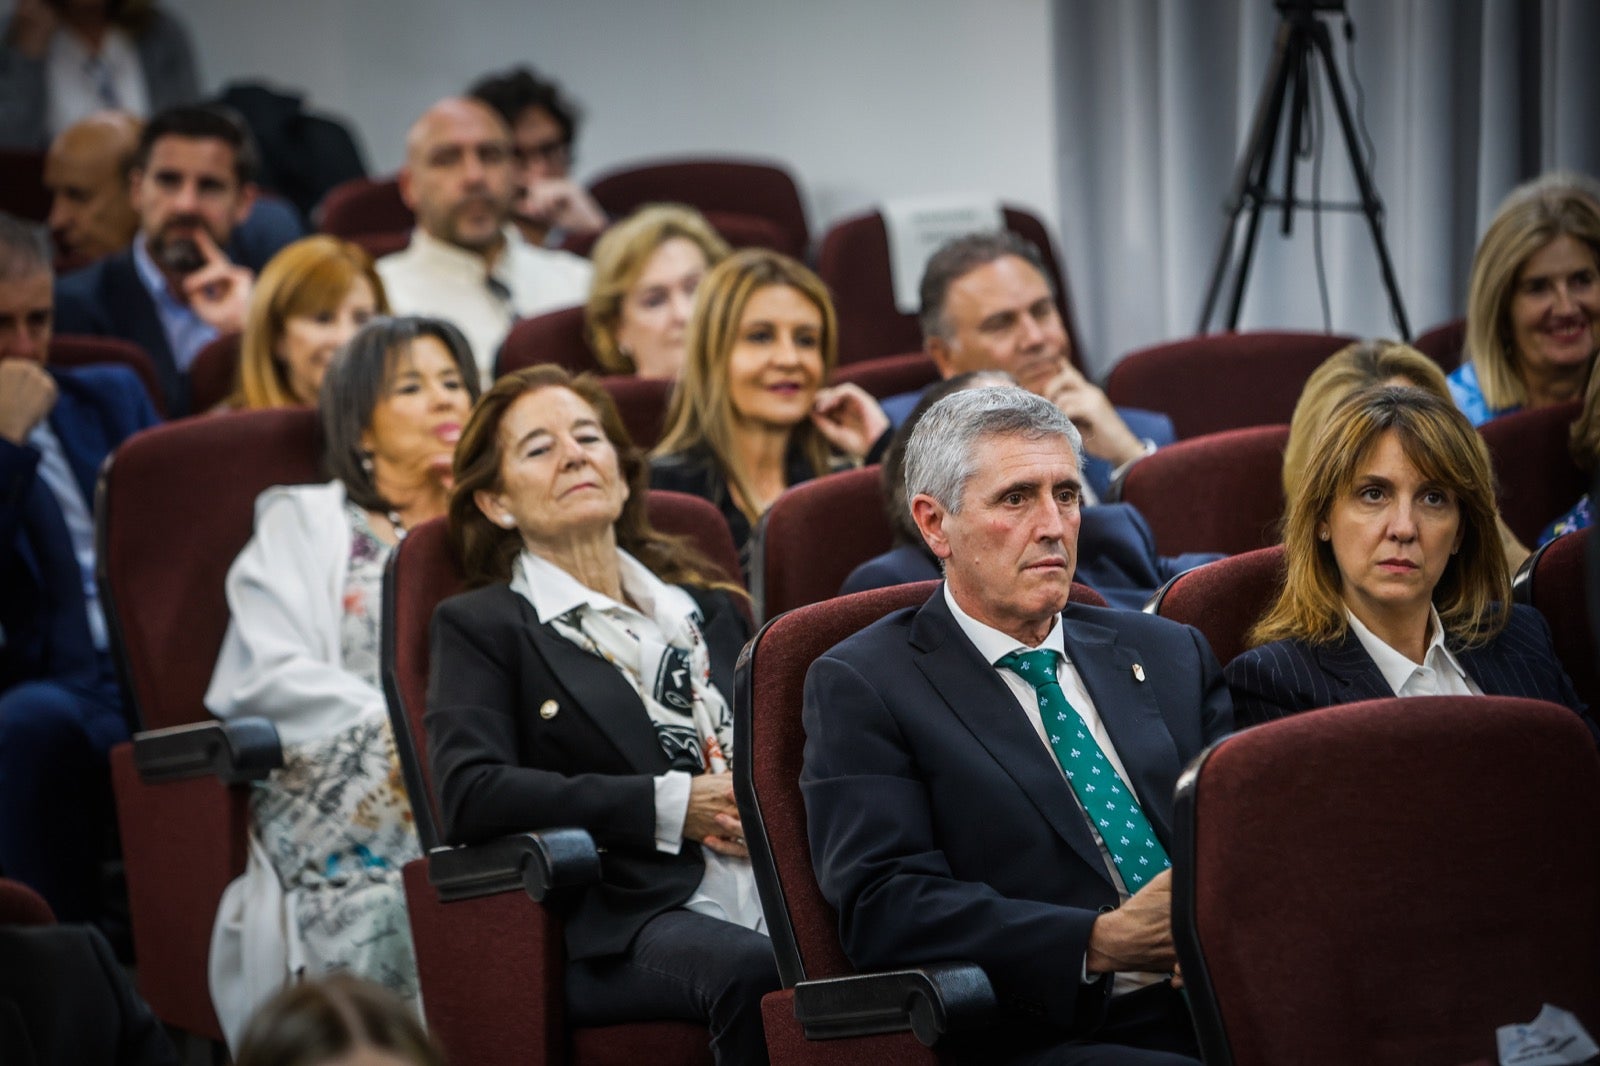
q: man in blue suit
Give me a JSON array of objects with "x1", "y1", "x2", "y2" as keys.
[
  {"x1": 882, "y1": 231, "x2": 1173, "y2": 501},
  {"x1": 53, "y1": 105, "x2": 263, "y2": 415},
  {"x1": 804, "y1": 386, "x2": 1231, "y2": 1065},
  {"x1": 0, "y1": 213, "x2": 158, "y2": 924}
]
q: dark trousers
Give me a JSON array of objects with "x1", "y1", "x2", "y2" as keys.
[
  {"x1": 0, "y1": 666, "x2": 127, "y2": 923},
  {"x1": 955, "y1": 981, "x2": 1201, "y2": 1066},
  {"x1": 566, "y1": 908, "x2": 780, "y2": 1066}
]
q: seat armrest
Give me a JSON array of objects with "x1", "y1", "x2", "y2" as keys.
[
  {"x1": 131, "y1": 718, "x2": 282, "y2": 785},
  {"x1": 791, "y1": 962, "x2": 996, "y2": 1045},
  {"x1": 425, "y1": 828, "x2": 600, "y2": 903}
]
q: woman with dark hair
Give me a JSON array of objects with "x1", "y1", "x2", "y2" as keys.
[
  {"x1": 650, "y1": 248, "x2": 889, "y2": 569},
  {"x1": 1226, "y1": 386, "x2": 1593, "y2": 734},
  {"x1": 204, "y1": 316, "x2": 479, "y2": 1047},
  {"x1": 429, "y1": 365, "x2": 776, "y2": 1064},
  {"x1": 234, "y1": 974, "x2": 444, "y2": 1066}
]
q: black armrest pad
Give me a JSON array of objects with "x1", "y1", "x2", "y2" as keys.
[
  {"x1": 792, "y1": 962, "x2": 996, "y2": 1045},
  {"x1": 131, "y1": 718, "x2": 282, "y2": 785},
  {"x1": 426, "y1": 828, "x2": 600, "y2": 903}
]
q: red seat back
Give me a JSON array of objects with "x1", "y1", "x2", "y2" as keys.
[
  {"x1": 188, "y1": 332, "x2": 242, "y2": 413},
  {"x1": 1105, "y1": 331, "x2": 1355, "y2": 439},
  {"x1": 0, "y1": 877, "x2": 55, "y2": 925},
  {"x1": 737, "y1": 580, "x2": 1106, "y2": 987},
  {"x1": 816, "y1": 205, "x2": 1085, "y2": 367},
  {"x1": 831, "y1": 351, "x2": 940, "y2": 401},
  {"x1": 49, "y1": 335, "x2": 167, "y2": 417},
  {"x1": 1479, "y1": 400, "x2": 1586, "y2": 548},
  {"x1": 751, "y1": 466, "x2": 892, "y2": 622},
  {"x1": 588, "y1": 158, "x2": 809, "y2": 261},
  {"x1": 1413, "y1": 317, "x2": 1465, "y2": 372},
  {"x1": 1514, "y1": 527, "x2": 1597, "y2": 712},
  {"x1": 318, "y1": 175, "x2": 413, "y2": 242},
  {"x1": 600, "y1": 375, "x2": 674, "y2": 450},
  {"x1": 0, "y1": 147, "x2": 49, "y2": 221},
  {"x1": 496, "y1": 305, "x2": 602, "y2": 377},
  {"x1": 1145, "y1": 546, "x2": 1285, "y2": 668},
  {"x1": 97, "y1": 408, "x2": 323, "y2": 730},
  {"x1": 1174, "y1": 695, "x2": 1600, "y2": 1066},
  {"x1": 1119, "y1": 425, "x2": 1289, "y2": 557}
]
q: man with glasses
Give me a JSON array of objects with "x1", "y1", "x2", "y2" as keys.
[
  {"x1": 469, "y1": 66, "x2": 608, "y2": 249},
  {"x1": 377, "y1": 96, "x2": 592, "y2": 384}
]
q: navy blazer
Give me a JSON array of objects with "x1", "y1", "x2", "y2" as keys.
[
  {"x1": 1225, "y1": 604, "x2": 1596, "y2": 738},
  {"x1": 0, "y1": 365, "x2": 158, "y2": 691},
  {"x1": 54, "y1": 252, "x2": 185, "y2": 415},
  {"x1": 881, "y1": 386, "x2": 1176, "y2": 501},
  {"x1": 426, "y1": 580, "x2": 751, "y2": 961},
  {"x1": 841, "y1": 502, "x2": 1220, "y2": 610},
  {"x1": 801, "y1": 588, "x2": 1232, "y2": 1033}
]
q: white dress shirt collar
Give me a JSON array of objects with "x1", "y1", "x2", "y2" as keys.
[
  {"x1": 942, "y1": 581, "x2": 1066, "y2": 665},
  {"x1": 1347, "y1": 605, "x2": 1477, "y2": 697}
]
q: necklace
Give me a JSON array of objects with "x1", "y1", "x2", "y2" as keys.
[{"x1": 387, "y1": 510, "x2": 407, "y2": 542}]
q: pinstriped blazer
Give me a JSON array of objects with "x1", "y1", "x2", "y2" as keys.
[{"x1": 1224, "y1": 604, "x2": 1597, "y2": 739}]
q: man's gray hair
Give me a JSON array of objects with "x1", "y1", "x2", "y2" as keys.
[
  {"x1": 0, "y1": 213, "x2": 51, "y2": 284},
  {"x1": 917, "y1": 229, "x2": 1055, "y2": 342},
  {"x1": 904, "y1": 385, "x2": 1083, "y2": 515}
]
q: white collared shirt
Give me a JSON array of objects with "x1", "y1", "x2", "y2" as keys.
[
  {"x1": 46, "y1": 26, "x2": 149, "y2": 138},
  {"x1": 943, "y1": 584, "x2": 1159, "y2": 994},
  {"x1": 511, "y1": 549, "x2": 765, "y2": 933},
  {"x1": 377, "y1": 226, "x2": 591, "y2": 386},
  {"x1": 1347, "y1": 606, "x2": 1482, "y2": 699}
]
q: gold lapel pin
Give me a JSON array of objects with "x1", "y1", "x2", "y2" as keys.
[
  {"x1": 1132, "y1": 663, "x2": 1146, "y2": 683},
  {"x1": 539, "y1": 699, "x2": 559, "y2": 719}
]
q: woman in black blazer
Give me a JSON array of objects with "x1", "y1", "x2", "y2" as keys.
[
  {"x1": 427, "y1": 365, "x2": 776, "y2": 1065},
  {"x1": 1226, "y1": 385, "x2": 1594, "y2": 736}
]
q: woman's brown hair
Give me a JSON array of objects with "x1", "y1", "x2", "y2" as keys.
[{"x1": 449, "y1": 364, "x2": 745, "y2": 595}]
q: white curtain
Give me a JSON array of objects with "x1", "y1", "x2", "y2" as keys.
[{"x1": 1053, "y1": 0, "x2": 1600, "y2": 376}]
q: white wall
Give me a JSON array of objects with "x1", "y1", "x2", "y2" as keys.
[{"x1": 156, "y1": 0, "x2": 1060, "y2": 242}]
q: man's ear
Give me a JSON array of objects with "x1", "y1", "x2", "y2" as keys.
[
  {"x1": 127, "y1": 167, "x2": 144, "y2": 212},
  {"x1": 231, "y1": 182, "x2": 258, "y2": 227},
  {"x1": 911, "y1": 493, "x2": 953, "y2": 560},
  {"x1": 396, "y1": 165, "x2": 418, "y2": 211},
  {"x1": 925, "y1": 335, "x2": 957, "y2": 380}
]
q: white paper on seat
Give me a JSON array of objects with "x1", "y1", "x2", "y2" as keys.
[
  {"x1": 881, "y1": 196, "x2": 1003, "y2": 314},
  {"x1": 1496, "y1": 1004, "x2": 1600, "y2": 1065}
]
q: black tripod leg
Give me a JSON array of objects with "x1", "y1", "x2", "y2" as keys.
[
  {"x1": 1197, "y1": 18, "x2": 1297, "y2": 333},
  {"x1": 1309, "y1": 24, "x2": 1411, "y2": 339}
]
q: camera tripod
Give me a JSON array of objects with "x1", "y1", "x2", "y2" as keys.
[{"x1": 1196, "y1": 1, "x2": 1410, "y2": 338}]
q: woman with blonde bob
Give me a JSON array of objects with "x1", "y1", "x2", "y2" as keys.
[
  {"x1": 649, "y1": 248, "x2": 889, "y2": 567},
  {"x1": 1226, "y1": 386, "x2": 1593, "y2": 732},
  {"x1": 229, "y1": 235, "x2": 388, "y2": 409},
  {"x1": 585, "y1": 204, "x2": 731, "y2": 377},
  {"x1": 1284, "y1": 338, "x2": 1531, "y2": 569},
  {"x1": 1448, "y1": 176, "x2": 1600, "y2": 425},
  {"x1": 428, "y1": 365, "x2": 777, "y2": 1064}
]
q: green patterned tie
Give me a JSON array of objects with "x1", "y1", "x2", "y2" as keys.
[{"x1": 998, "y1": 648, "x2": 1170, "y2": 891}]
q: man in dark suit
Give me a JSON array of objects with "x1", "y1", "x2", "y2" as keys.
[
  {"x1": 0, "y1": 213, "x2": 158, "y2": 924},
  {"x1": 803, "y1": 385, "x2": 1232, "y2": 1065},
  {"x1": 53, "y1": 105, "x2": 262, "y2": 415}
]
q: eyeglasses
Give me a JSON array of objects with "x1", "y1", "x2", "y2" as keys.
[{"x1": 514, "y1": 139, "x2": 571, "y2": 169}]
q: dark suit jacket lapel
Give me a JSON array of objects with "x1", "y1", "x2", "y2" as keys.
[
  {"x1": 1314, "y1": 632, "x2": 1392, "y2": 704},
  {"x1": 515, "y1": 596, "x2": 672, "y2": 774},
  {"x1": 909, "y1": 592, "x2": 1114, "y2": 887},
  {"x1": 1059, "y1": 608, "x2": 1182, "y2": 844},
  {"x1": 105, "y1": 254, "x2": 185, "y2": 413}
]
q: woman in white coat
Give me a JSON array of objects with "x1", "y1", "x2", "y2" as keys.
[{"x1": 203, "y1": 316, "x2": 478, "y2": 1046}]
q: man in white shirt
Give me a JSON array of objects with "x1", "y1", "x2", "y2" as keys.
[
  {"x1": 378, "y1": 96, "x2": 592, "y2": 385},
  {"x1": 802, "y1": 385, "x2": 1232, "y2": 1064}
]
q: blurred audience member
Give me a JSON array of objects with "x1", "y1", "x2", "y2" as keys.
[
  {"x1": 1544, "y1": 363, "x2": 1600, "y2": 543},
  {"x1": 843, "y1": 370, "x2": 1219, "y2": 609},
  {"x1": 1228, "y1": 386, "x2": 1593, "y2": 732},
  {"x1": 1450, "y1": 174, "x2": 1600, "y2": 425},
  {"x1": 234, "y1": 974, "x2": 443, "y2": 1066},
  {"x1": 650, "y1": 249, "x2": 889, "y2": 569},
  {"x1": 0, "y1": 0, "x2": 200, "y2": 149},
  {"x1": 469, "y1": 64, "x2": 607, "y2": 249},
  {"x1": 379, "y1": 96, "x2": 591, "y2": 385},
  {"x1": 43, "y1": 109, "x2": 140, "y2": 269},
  {"x1": 888, "y1": 230, "x2": 1173, "y2": 500},
  {"x1": 586, "y1": 203, "x2": 730, "y2": 377},
  {"x1": 53, "y1": 103, "x2": 261, "y2": 414},
  {"x1": 228, "y1": 235, "x2": 386, "y2": 410},
  {"x1": 0, "y1": 212, "x2": 157, "y2": 924},
  {"x1": 205, "y1": 316, "x2": 478, "y2": 1048}
]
